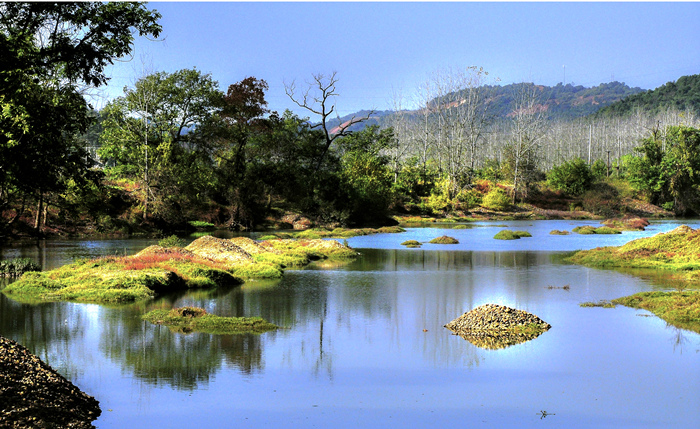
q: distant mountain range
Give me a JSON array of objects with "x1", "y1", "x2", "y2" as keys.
[{"x1": 325, "y1": 75, "x2": 699, "y2": 132}]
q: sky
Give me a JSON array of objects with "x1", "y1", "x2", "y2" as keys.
[{"x1": 97, "y1": 1, "x2": 700, "y2": 118}]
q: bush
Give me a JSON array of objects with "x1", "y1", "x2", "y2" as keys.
[
  {"x1": 481, "y1": 187, "x2": 511, "y2": 211},
  {"x1": 547, "y1": 158, "x2": 593, "y2": 196},
  {"x1": 158, "y1": 235, "x2": 185, "y2": 248}
]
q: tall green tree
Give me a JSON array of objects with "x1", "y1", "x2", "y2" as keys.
[
  {"x1": 99, "y1": 68, "x2": 221, "y2": 222},
  {"x1": 628, "y1": 125, "x2": 700, "y2": 214},
  {"x1": 0, "y1": 2, "x2": 161, "y2": 233}
]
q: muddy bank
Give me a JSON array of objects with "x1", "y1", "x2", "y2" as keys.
[{"x1": 0, "y1": 336, "x2": 101, "y2": 428}]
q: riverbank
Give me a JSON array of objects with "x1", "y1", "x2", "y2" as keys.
[
  {"x1": 568, "y1": 225, "x2": 700, "y2": 331},
  {"x1": 0, "y1": 336, "x2": 101, "y2": 428}
]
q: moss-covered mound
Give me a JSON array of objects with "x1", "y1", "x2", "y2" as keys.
[
  {"x1": 572, "y1": 225, "x2": 621, "y2": 235},
  {"x1": 601, "y1": 215, "x2": 650, "y2": 231},
  {"x1": 444, "y1": 304, "x2": 550, "y2": 349},
  {"x1": 429, "y1": 235, "x2": 459, "y2": 244},
  {"x1": 0, "y1": 336, "x2": 101, "y2": 428},
  {"x1": 3, "y1": 237, "x2": 357, "y2": 305},
  {"x1": 549, "y1": 230, "x2": 570, "y2": 235},
  {"x1": 493, "y1": 230, "x2": 532, "y2": 240},
  {"x1": 568, "y1": 225, "x2": 700, "y2": 278},
  {"x1": 262, "y1": 226, "x2": 405, "y2": 240},
  {"x1": 142, "y1": 306, "x2": 279, "y2": 335},
  {"x1": 401, "y1": 240, "x2": 422, "y2": 247}
]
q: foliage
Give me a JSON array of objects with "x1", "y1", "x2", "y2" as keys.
[
  {"x1": 613, "y1": 291, "x2": 700, "y2": 333},
  {"x1": 0, "y1": 2, "x2": 161, "y2": 234},
  {"x1": 400, "y1": 240, "x2": 421, "y2": 247},
  {"x1": 627, "y1": 125, "x2": 700, "y2": 215},
  {"x1": 546, "y1": 158, "x2": 593, "y2": 196},
  {"x1": 158, "y1": 235, "x2": 185, "y2": 248},
  {"x1": 0, "y1": 258, "x2": 40, "y2": 277},
  {"x1": 481, "y1": 187, "x2": 511, "y2": 211}
]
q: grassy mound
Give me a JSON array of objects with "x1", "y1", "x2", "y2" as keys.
[
  {"x1": 3, "y1": 236, "x2": 357, "y2": 304},
  {"x1": 263, "y1": 226, "x2": 405, "y2": 240},
  {"x1": 549, "y1": 230, "x2": 570, "y2": 235},
  {"x1": 429, "y1": 235, "x2": 459, "y2": 244},
  {"x1": 568, "y1": 225, "x2": 700, "y2": 277},
  {"x1": 142, "y1": 306, "x2": 279, "y2": 334},
  {"x1": 401, "y1": 240, "x2": 422, "y2": 247},
  {"x1": 572, "y1": 225, "x2": 621, "y2": 235},
  {"x1": 494, "y1": 230, "x2": 532, "y2": 240}
]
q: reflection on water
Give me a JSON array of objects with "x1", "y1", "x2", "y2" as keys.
[
  {"x1": 1, "y1": 223, "x2": 700, "y2": 428},
  {"x1": 449, "y1": 330, "x2": 547, "y2": 350}
]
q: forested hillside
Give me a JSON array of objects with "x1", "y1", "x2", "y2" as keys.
[{"x1": 595, "y1": 74, "x2": 700, "y2": 118}]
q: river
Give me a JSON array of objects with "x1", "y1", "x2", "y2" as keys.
[{"x1": 1, "y1": 219, "x2": 699, "y2": 428}]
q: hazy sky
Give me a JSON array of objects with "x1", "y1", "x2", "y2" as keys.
[{"x1": 98, "y1": 1, "x2": 700, "y2": 117}]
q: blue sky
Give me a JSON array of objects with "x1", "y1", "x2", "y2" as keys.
[{"x1": 98, "y1": 1, "x2": 700, "y2": 117}]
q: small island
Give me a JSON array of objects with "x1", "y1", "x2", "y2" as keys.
[{"x1": 2, "y1": 236, "x2": 358, "y2": 305}]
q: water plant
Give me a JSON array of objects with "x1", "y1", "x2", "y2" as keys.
[
  {"x1": 494, "y1": 230, "x2": 532, "y2": 240},
  {"x1": 142, "y1": 306, "x2": 279, "y2": 334}
]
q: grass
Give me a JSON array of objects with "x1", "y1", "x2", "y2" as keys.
[
  {"x1": 580, "y1": 300, "x2": 617, "y2": 308},
  {"x1": 142, "y1": 306, "x2": 279, "y2": 334},
  {"x1": 549, "y1": 230, "x2": 570, "y2": 235},
  {"x1": 429, "y1": 235, "x2": 459, "y2": 244},
  {"x1": 612, "y1": 291, "x2": 700, "y2": 333},
  {"x1": 572, "y1": 225, "x2": 621, "y2": 235},
  {"x1": 262, "y1": 226, "x2": 405, "y2": 240},
  {"x1": 2, "y1": 236, "x2": 358, "y2": 305},
  {"x1": 400, "y1": 240, "x2": 422, "y2": 248},
  {"x1": 494, "y1": 230, "x2": 532, "y2": 240}
]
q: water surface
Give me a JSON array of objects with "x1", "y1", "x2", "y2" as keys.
[{"x1": 1, "y1": 220, "x2": 698, "y2": 428}]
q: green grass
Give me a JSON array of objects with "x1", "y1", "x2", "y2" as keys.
[
  {"x1": 494, "y1": 230, "x2": 532, "y2": 240},
  {"x1": 549, "y1": 230, "x2": 570, "y2": 235},
  {"x1": 579, "y1": 300, "x2": 617, "y2": 308},
  {"x1": 263, "y1": 226, "x2": 405, "y2": 240},
  {"x1": 142, "y1": 307, "x2": 279, "y2": 334},
  {"x1": 400, "y1": 240, "x2": 422, "y2": 247},
  {"x1": 572, "y1": 225, "x2": 622, "y2": 235},
  {"x1": 2, "y1": 237, "x2": 358, "y2": 305},
  {"x1": 612, "y1": 291, "x2": 700, "y2": 333},
  {"x1": 429, "y1": 235, "x2": 459, "y2": 244}
]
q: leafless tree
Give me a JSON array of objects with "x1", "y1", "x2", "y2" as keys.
[{"x1": 284, "y1": 72, "x2": 373, "y2": 170}]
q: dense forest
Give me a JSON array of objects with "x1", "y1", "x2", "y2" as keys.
[{"x1": 2, "y1": 3, "x2": 700, "y2": 240}]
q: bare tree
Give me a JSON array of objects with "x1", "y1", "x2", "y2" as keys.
[
  {"x1": 506, "y1": 82, "x2": 547, "y2": 203},
  {"x1": 284, "y1": 72, "x2": 373, "y2": 170}
]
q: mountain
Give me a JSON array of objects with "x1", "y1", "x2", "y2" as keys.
[
  {"x1": 594, "y1": 74, "x2": 700, "y2": 118},
  {"x1": 323, "y1": 80, "x2": 645, "y2": 132}
]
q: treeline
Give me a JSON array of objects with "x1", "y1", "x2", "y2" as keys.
[{"x1": 3, "y1": 3, "x2": 700, "y2": 239}]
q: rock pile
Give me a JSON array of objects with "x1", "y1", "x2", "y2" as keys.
[
  {"x1": 444, "y1": 304, "x2": 551, "y2": 350},
  {"x1": 185, "y1": 235, "x2": 253, "y2": 263},
  {"x1": 0, "y1": 336, "x2": 101, "y2": 428}
]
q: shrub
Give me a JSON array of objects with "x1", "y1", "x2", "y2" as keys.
[
  {"x1": 158, "y1": 235, "x2": 185, "y2": 248},
  {"x1": 547, "y1": 158, "x2": 593, "y2": 196},
  {"x1": 481, "y1": 187, "x2": 511, "y2": 211}
]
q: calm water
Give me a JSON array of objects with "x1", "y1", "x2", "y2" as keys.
[{"x1": 1, "y1": 220, "x2": 699, "y2": 428}]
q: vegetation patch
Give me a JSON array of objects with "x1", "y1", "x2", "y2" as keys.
[
  {"x1": 579, "y1": 300, "x2": 616, "y2": 308},
  {"x1": 494, "y1": 230, "x2": 532, "y2": 240},
  {"x1": 429, "y1": 235, "x2": 459, "y2": 244},
  {"x1": 568, "y1": 225, "x2": 700, "y2": 280},
  {"x1": 400, "y1": 240, "x2": 422, "y2": 248},
  {"x1": 262, "y1": 226, "x2": 405, "y2": 240},
  {"x1": 601, "y1": 216, "x2": 650, "y2": 231},
  {"x1": 572, "y1": 225, "x2": 621, "y2": 235},
  {"x1": 2, "y1": 236, "x2": 357, "y2": 304},
  {"x1": 549, "y1": 229, "x2": 570, "y2": 235},
  {"x1": 612, "y1": 291, "x2": 700, "y2": 333},
  {"x1": 142, "y1": 306, "x2": 279, "y2": 334}
]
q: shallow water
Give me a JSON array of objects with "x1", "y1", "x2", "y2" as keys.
[{"x1": 1, "y1": 220, "x2": 699, "y2": 428}]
